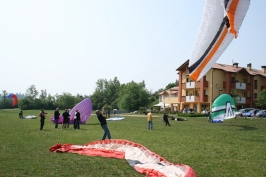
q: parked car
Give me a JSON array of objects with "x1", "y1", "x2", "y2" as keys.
[
  {"x1": 242, "y1": 109, "x2": 260, "y2": 117},
  {"x1": 235, "y1": 108, "x2": 254, "y2": 117},
  {"x1": 256, "y1": 110, "x2": 266, "y2": 117}
]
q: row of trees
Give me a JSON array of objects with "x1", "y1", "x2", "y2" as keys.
[{"x1": 0, "y1": 77, "x2": 178, "y2": 111}]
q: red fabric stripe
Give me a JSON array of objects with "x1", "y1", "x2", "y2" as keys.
[
  {"x1": 134, "y1": 166, "x2": 167, "y2": 177},
  {"x1": 49, "y1": 139, "x2": 197, "y2": 177}
]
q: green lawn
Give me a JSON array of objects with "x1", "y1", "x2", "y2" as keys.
[{"x1": 1, "y1": 109, "x2": 266, "y2": 177}]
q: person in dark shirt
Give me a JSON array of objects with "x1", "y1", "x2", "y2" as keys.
[
  {"x1": 54, "y1": 108, "x2": 60, "y2": 129},
  {"x1": 19, "y1": 110, "x2": 23, "y2": 119},
  {"x1": 40, "y1": 109, "x2": 48, "y2": 130},
  {"x1": 62, "y1": 109, "x2": 69, "y2": 129},
  {"x1": 163, "y1": 113, "x2": 171, "y2": 126},
  {"x1": 96, "y1": 110, "x2": 111, "y2": 140},
  {"x1": 74, "y1": 109, "x2": 81, "y2": 129},
  {"x1": 67, "y1": 109, "x2": 70, "y2": 128}
]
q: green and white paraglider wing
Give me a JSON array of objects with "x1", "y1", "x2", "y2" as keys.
[{"x1": 211, "y1": 94, "x2": 236, "y2": 122}]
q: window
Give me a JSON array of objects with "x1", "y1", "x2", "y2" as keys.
[
  {"x1": 254, "y1": 93, "x2": 257, "y2": 99},
  {"x1": 186, "y1": 78, "x2": 193, "y2": 82},
  {"x1": 231, "y1": 77, "x2": 235, "y2": 82},
  {"x1": 254, "y1": 80, "x2": 258, "y2": 89}
]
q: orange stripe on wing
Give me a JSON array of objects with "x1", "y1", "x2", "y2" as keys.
[
  {"x1": 227, "y1": 0, "x2": 239, "y2": 38},
  {"x1": 189, "y1": 27, "x2": 228, "y2": 81}
]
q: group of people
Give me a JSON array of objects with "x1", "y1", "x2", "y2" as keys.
[
  {"x1": 147, "y1": 111, "x2": 171, "y2": 130},
  {"x1": 38, "y1": 108, "x2": 188, "y2": 139},
  {"x1": 39, "y1": 108, "x2": 81, "y2": 130}
]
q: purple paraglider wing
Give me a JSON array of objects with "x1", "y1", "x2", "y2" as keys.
[
  {"x1": 50, "y1": 116, "x2": 64, "y2": 124},
  {"x1": 70, "y1": 98, "x2": 92, "y2": 124},
  {"x1": 50, "y1": 98, "x2": 92, "y2": 124}
]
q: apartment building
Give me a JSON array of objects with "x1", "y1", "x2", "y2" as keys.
[{"x1": 175, "y1": 60, "x2": 266, "y2": 113}]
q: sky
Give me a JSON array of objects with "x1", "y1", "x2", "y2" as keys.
[{"x1": 1, "y1": 0, "x2": 266, "y2": 96}]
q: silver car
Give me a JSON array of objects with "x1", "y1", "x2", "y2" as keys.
[
  {"x1": 256, "y1": 110, "x2": 266, "y2": 117},
  {"x1": 235, "y1": 108, "x2": 254, "y2": 117}
]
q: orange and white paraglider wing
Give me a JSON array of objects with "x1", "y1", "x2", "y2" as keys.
[{"x1": 188, "y1": 0, "x2": 250, "y2": 82}]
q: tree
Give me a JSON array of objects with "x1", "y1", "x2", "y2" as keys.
[
  {"x1": 117, "y1": 81, "x2": 150, "y2": 110},
  {"x1": 54, "y1": 92, "x2": 76, "y2": 109},
  {"x1": 90, "y1": 77, "x2": 120, "y2": 110},
  {"x1": 165, "y1": 80, "x2": 178, "y2": 90},
  {"x1": 256, "y1": 90, "x2": 266, "y2": 109},
  {"x1": 39, "y1": 90, "x2": 47, "y2": 99},
  {"x1": 18, "y1": 97, "x2": 32, "y2": 110},
  {"x1": 25, "y1": 85, "x2": 39, "y2": 100},
  {"x1": 230, "y1": 89, "x2": 239, "y2": 107},
  {"x1": 2, "y1": 90, "x2": 7, "y2": 101}
]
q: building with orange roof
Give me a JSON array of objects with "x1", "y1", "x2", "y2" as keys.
[{"x1": 158, "y1": 86, "x2": 179, "y2": 111}]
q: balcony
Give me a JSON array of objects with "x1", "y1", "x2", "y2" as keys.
[
  {"x1": 236, "y1": 97, "x2": 246, "y2": 104},
  {"x1": 182, "y1": 81, "x2": 208, "y2": 89},
  {"x1": 235, "y1": 97, "x2": 251, "y2": 104},
  {"x1": 186, "y1": 82, "x2": 195, "y2": 89},
  {"x1": 181, "y1": 96, "x2": 206, "y2": 103},
  {"x1": 236, "y1": 82, "x2": 246, "y2": 89},
  {"x1": 223, "y1": 82, "x2": 251, "y2": 90}
]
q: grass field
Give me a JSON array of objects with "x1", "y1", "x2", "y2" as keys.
[{"x1": 1, "y1": 109, "x2": 266, "y2": 177}]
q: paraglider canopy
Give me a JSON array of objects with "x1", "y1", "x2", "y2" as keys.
[
  {"x1": 50, "y1": 98, "x2": 93, "y2": 124},
  {"x1": 7, "y1": 93, "x2": 18, "y2": 106},
  {"x1": 211, "y1": 94, "x2": 236, "y2": 122},
  {"x1": 188, "y1": 0, "x2": 250, "y2": 81}
]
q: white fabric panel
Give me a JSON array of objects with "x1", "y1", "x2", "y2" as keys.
[
  {"x1": 189, "y1": 0, "x2": 224, "y2": 66},
  {"x1": 230, "y1": 0, "x2": 250, "y2": 36},
  {"x1": 196, "y1": 32, "x2": 234, "y2": 80}
]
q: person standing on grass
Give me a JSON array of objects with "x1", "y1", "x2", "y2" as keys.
[
  {"x1": 54, "y1": 108, "x2": 60, "y2": 129},
  {"x1": 67, "y1": 109, "x2": 70, "y2": 128},
  {"x1": 19, "y1": 110, "x2": 23, "y2": 119},
  {"x1": 147, "y1": 110, "x2": 153, "y2": 130},
  {"x1": 40, "y1": 109, "x2": 48, "y2": 130},
  {"x1": 62, "y1": 109, "x2": 69, "y2": 129},
  {"x1": 252, "y1": 108, "x2": 257, "y2": 120},
  {"x1": 74, "y1": 109, "x2": 80, "y2": 129},
  {"x1": 163, "y1": 113, "x2": 170, "y2": 126},
  {"x1": 96, "y1": 110, "x2": 111, "y2": 140}
]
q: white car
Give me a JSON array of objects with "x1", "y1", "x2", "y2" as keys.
[{"x1": 235, "y1": 108, "x2": 254, "y2": 117}]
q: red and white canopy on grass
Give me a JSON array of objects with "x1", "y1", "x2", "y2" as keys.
[{"x1": 50, "y1": 139, "x2": 197, "y2": 177}]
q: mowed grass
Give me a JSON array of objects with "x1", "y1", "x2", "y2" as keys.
[{"x1": 1, "y1": 109, "x2": 266, "y2": 177}]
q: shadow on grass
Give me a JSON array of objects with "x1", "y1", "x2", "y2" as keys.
[
  {"x1": 83, "y1": 123, "x2": 100, "y2": 126},
  {"x1": 225, "y1": 124, "x2": 258, "y2": 131}
]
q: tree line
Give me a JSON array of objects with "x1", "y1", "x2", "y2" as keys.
[{"x1": 0, "y1": 77, "x2": 178, "y2": 111}]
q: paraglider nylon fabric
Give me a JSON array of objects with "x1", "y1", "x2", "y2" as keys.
[
  {"x1": 50, "y1": 98, "x2": 92, "y2": 124},
  {"x1": 211, "y1": 94, "x2": 236, "y2": 121},
  {"x1": 7, "y1": 93, "x2": 18, "y2": 106},
  {"x1": 49, "y1": 139, "x2": 197, "y2": 177},
  {"x1": 188, "y1": 0, "x2": 250, "y2": 81}
]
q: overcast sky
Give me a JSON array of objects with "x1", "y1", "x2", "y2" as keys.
[{"x1": 1, "y1": 0, "x2": 265, "y2": 96}]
